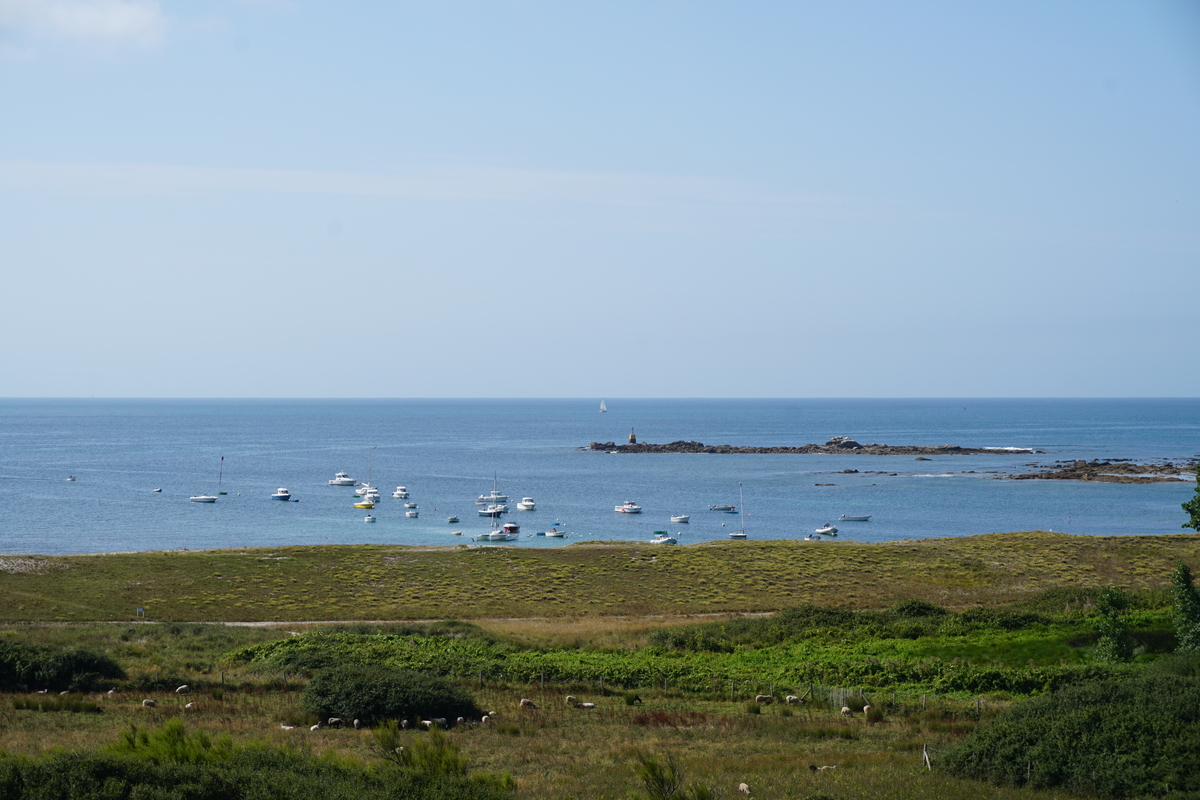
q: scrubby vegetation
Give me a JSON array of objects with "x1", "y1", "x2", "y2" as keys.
[{"x1": 942, "y1": 653, "x2": 1200, "y2": 798}]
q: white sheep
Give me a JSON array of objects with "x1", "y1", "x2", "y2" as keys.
[
  {"x1": 565, "y1": 695, "x2": 578, "y2": 705},
  {"x1": 353, "y1": 719, "x2": 361, "y2": 729},
  {"x1": 785, "y1": 695, "x2": 800, "y2": 704},
  {"x1": 456, "y1": 717, "x2": 464, "y2": 725},
  {"x1": 175, "y1": 685, "x2": 191, "y2": 694},
  {"x1": 310, "y1": 723, "x2": 320, "y2": 731},
  {"x1": 481, "y1": 715, "x2": 492, "y2": 725},
  {"x1": 840, "y1": 706, "x2": 851, "y2": 716},
  {"x1": 107, "y1": 689, "x2": 117, "y2": 695},
  {"x1": 401, "y1": 719, "x2": 409, "y2": 729},
  {"x1": 432, "y1": 717, "x2": 447, "y2": 727},
  {"x1": 280, "y1": 724, "x2": 294, "y2": 730},
  {"x1": 738, "y1": 783, "x2": 751, "y2": 795},
  {"x1": 576, "y1": 702, "x2": 596, "y2": 709},
  {"x1": 863, "y1": 704, "x2": 872, "y2": 715},
  {"x1": 519, "y1": 698, "x2": 537, "y2": 709},
  {"x1": 755, "y1": 695, "x2": 772, "y2": 704},
  {"x1": 327, "y1": 717, "x2": 343, "y2": 727},
  {"x1": 142, "y1": 699, "x2": 157, "y2": 708},
  {"x1": 59, "y1": 691, "x2": 69, "y2": 696},
  {"x1": 184, "y1": 702, "x2": 194, "y2": 710}
]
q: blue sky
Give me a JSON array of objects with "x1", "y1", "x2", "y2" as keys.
[{"x1": 1, "y1": 1, "x2": 1197, "y2": 398}]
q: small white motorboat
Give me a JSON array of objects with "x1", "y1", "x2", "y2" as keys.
[
  {"x1": 516, "y1": 497, "x2": 536, "y2": 511},
  {"x1": 189, "y1": 495, "x2": 217, "y2": 503},
  {"x1": 153, "y1": 488, "x2": 162, "y2": 493},
  {"x1": 364, "y1": 514, "x2": 376, "y2": 523},
  {"x1": 488, "y1": 530, "x2": 519, "y2": 541},
  {"x1": 815, "y1": 523, "x2": 838, "y2": 536},
  {"x1": 615, "y1": 500, "x2": 642, "y2": 514},
  {"x1": 478, "y1": 504, "x2": 506, "y2": 517},
  {"x1": 650, "y1": 532, "x2": 677, "y2": 545},
  {"x1": 354, "y1": 482, "x2": 378, "y2": 497},
  {"x1": 329, "y1": 471, "x2": 356, "y2": 486},
  {"x1": 838, "y1": 514, "x2": 871, "y2": 522},
  {"x1": 670, "y1": 514, "x2": 690, "y2": 524},
  {"x1": 728, "y1": 530, "x2": 747, "y2": 539},
  {"x1": 502, "y1": 521, "x2": 520, "y2": 534},
  {"x1": 404, "y1": 501, "x2": 418, "y2": 509},
  {"x1": 392, "y1": 486, "x2": 409, "y2": 499},
  {"x1": 447, "y1": 515, "x2": 459, "y2": 523},
  {"x1": 709, "y1": 504, "x2": 736, "y2": 513},
  {"x1": 405, "y1": 510, "x2": 419, "y2": 518},
  {"x1": 544, "y1": 528, "x2": 565, "y2": 538},
  {"x1": 66, "y1": 475, "x2": 76, "y2": 481},
  {"x1": 271, "y1": 488, "x2": 291, "y2": 501}
]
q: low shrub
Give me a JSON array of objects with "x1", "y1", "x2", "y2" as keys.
[
  {"x1": 0, "y1": 641, "x2": 125, "y2": 692},
  {"x1": 301, "y1": 664, "x2": 481, "y2": 725}
]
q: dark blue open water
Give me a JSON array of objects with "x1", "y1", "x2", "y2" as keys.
[{"x1": 0, "y1": 398, "x2": 1196, "y2": 555}]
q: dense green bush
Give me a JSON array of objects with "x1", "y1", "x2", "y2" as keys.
[
  {"x1": 301, "y1": 664, "x2": 482, "y2": 725},
  {"x1": 942, "y1": 653, "x2": 1200, "y2": 798},
  {"x1": 0, "y1": 640, "x2": 125, "y2": 692}
]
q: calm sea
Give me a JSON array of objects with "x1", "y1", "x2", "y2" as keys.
[{"x1": 1, "y1": 398, "x2": 1196, "y2": 555}]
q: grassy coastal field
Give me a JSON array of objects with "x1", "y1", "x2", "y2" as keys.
[
  {"x1": 2, "y1": 531, "x2": 1198, "y2": 800},
  {"x1": 4, "y1": 531, "x2": 1199, "y2": 623}
]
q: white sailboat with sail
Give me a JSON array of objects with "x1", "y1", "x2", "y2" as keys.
[{"x1": 599, "y1": 399, "x2": 607, "y2": 413}]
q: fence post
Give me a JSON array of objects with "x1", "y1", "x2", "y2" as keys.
[{"x1": 922, "y1": 744, "x2": 931, "y2": 770}]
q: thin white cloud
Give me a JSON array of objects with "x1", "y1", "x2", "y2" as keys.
[
  {"x1": 0, "y1": 0, "x2": 165, "y2": 46},
  {"x1": 0, "y1": 160, "x2": 842, "y2": 212}
]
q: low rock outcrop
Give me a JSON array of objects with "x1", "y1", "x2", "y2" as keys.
[{"x1": 586, "y1": 438, "x2": 1040, "y2": 456}]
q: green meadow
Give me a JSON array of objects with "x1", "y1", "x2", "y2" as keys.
[{"x1": 2, "y1": 531, "x2": 1198, "y2": 799}]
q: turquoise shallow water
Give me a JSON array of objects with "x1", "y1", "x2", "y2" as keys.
[{"x1": 0, "y1": 398, "x2": 1196, "y2": 555}]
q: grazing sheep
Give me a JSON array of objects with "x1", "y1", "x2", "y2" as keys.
[
  {"x1": 785, "y1": 695, "x2": 800, "y2": 704},
  {"x1": 421, "y1": 720, "x2": 434, "y2": 729},
  {"x1": 184, "y1": 702, "x2": 194, "y2": 710},
  {"x1": 310, "y1": 723, "x2": 320, "y2": 731},
  {"x1": 576, "y1": 702, "x2": 596, "y2": 709},
  {"x1": 280, "y1": 724, "x2": 294, "y2": 730},
  {"x1": 175, "y1": 685, "x2": 191, "y2": 694},
  {"x1": 327, "y1": 718, "x2": 343, "y2": 727},
  {"x1": 863, "y1": 704, "x2": 872, "y2": 716},
  {"x1": 755, "y1": 695, "x2": 772, "y2": 704},
  {"x1": 840, "y1": 706, "x2": 851, "y2": 716},
  {"x1": 738, "y1": 783, "x2": 751, "y2": 795},
  {"x1": 59, "y1": 691, "x2": 70, "y2": 696},
  {"x1": 487, "y1": 710, "x2": 497, "y2": 717},
  {"x1": 456, "y1": 717, "x2": 464, "y2": 725},
  {"x1": 142, "y1": 699, "x2": 157, "y2": 708},
  {"x1": 809, "y1": 764, "x2": 837, "y2": 772},
  {"x1": 519, "y1": 698, "x2": 537, "y2": 709},
  {"x1": 481, "y1": 715, "x2": 492, "y2": 725},
  {"x1": 401, "y1": 719, "x2": 409, "y2": 729},
  {"x1": 353, "y1": 719, "x2": 361, "y2": 729},
  {"x1": 37, "y1": 689, "x2": 48, "y2": 695},
  {"x1": 107, "y1": 689, "x2": 117, "y2": 695},
  {"x1": 432, "y1": 717, "x2": 447, "y2": 728},
  {"x1": 565, "y1": 695, "x2": 578, "y2": 705}
]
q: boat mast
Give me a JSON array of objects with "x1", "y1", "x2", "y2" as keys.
[{"x1": 739, "y1": 483, "x2": 745, "y2": 535}]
